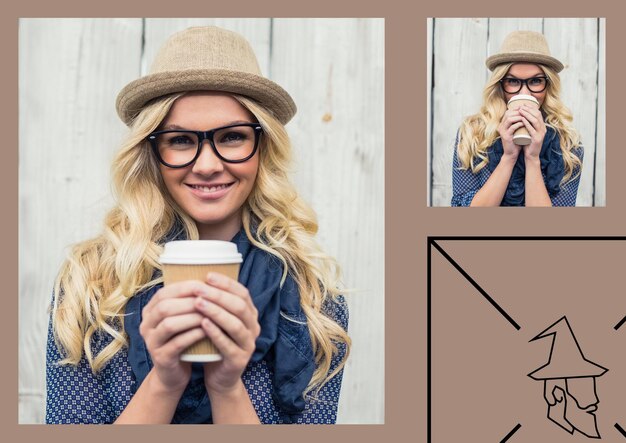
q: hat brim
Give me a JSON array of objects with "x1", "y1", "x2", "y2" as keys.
[
  {"x1": 116, "y1": 69, "x2": 297, "y2": 126},
  {"x1": 486, "y1": 52, "x2": 564, "y2": 73},
  {"x1": 528, "y1": 359, "x2": 608, "y2": 380}
]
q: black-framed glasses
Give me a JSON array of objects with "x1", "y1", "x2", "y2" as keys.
[
  {"x1": 499, "y1": 76, "x2": 548, "y2": 94},
  {"x1": 148, "y1": 123, "x2": 263, "y2": 168}
]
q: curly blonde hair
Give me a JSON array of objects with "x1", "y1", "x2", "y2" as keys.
[
  {"x1": 51, "y1": 92, "x2": 350, "y2": 395},
  {"x1": 457, "y1": 63, "x2": 582, "y2": 184}
]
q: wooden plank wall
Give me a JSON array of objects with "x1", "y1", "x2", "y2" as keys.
[
  {"x1": 428, "y1": 18, "x2": 606, "y2": 207},
  {"x1": 19, "y1": 18, "x2": 384, "y2": 424}
]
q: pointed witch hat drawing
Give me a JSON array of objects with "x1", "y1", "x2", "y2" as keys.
[{"x1": 528, "y1": 316, "x2": 608, "y2": 380}]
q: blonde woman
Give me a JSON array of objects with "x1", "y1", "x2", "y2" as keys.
[
  {"x1": 46, "y1": 26, "x2": 350, "y2": 424},
  {"x1": 452, "y1": 31, "x2": 583, "y2": 207}
]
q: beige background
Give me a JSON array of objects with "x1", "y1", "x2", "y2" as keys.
[
  {"x1": 3, "y1": 0, "x2": 626, "y2": 442},
  {"x1": 431, "y1": 240, "x2": 625, "y2": 442}
]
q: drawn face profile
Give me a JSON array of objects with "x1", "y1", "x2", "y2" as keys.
[
  {"x1": 528, "y1": 317, "x2": 608, "y2": 438},
  {"x1": 543, "y1": 377, "x2": 600, "y2": 437}
]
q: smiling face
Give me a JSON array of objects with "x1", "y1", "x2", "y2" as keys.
[
  {"x1": 157, "y1": 91, "x2": 260, "y2": 241},
  {"x1": 501, "y1": 63, "x2": 548, "y2": 107}
]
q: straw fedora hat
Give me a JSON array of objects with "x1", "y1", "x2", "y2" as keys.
[
  {"x1": 116, "y1": 26, "x2": 297, "y2": 126},
  {"x1": 486, "y1": 30, "x2": 564, "y2": 73}
]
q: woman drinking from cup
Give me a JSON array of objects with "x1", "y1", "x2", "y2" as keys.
[
  {"x1": 46, "y1": 26, "x2": 350, "y2": 424},
  {"x1": 451, "y1": 30, "x2": 583, "y2": 207}
]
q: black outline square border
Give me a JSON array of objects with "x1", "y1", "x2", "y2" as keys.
[{"x1": 427, "y1": 236, "x2": 626, "y2": 443}]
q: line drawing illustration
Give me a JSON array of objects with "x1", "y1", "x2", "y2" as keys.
[
  {"x1": 528, "y1": 316, "x2": 608, "y2": 439},
  {"x1": 500, "y1": 423, "x2": 522, "y2": 443},
  {"x1": 428, "y1": 238, "x2": 626, "y2": 441},
  {"x1": 431, "y1": 240, "x2": 521, "y2": 330}
]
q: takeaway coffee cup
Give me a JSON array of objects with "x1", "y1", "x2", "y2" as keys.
[
  {"x1": 159, "y1": 240, "x2": 243, "y2": 362},
  {"x1": 507, "y1": 94, "x2": 540, "y2": 146}
]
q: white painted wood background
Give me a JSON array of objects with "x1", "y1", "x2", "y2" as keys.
[
  {"x1": 428, "y1": 18, "x2": 606, "y2": 207},
  {"x1": 19, "y1": 18, "x2": 384, "y2": 424}
]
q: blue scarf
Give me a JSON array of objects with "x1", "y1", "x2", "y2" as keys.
[
  {"x1": 485, "y1": 126, "x2": 565, "y2": 206},
  {"x1": 124, "y1": 227, "x2": 315, "y2": 423}
]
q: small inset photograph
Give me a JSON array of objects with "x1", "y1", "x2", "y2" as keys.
[{"x1": 427, "y1": 18, "x2": 605, "y2": 207}]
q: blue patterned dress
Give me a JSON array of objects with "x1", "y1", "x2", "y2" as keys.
[
  {"x1": 46, "y1": 230, "x2": 348, "y2": 424},
  {"x1": 451, "y1": 131, "x2": 583, "y2": 207},
  {"x1": 46, "y1": 299, "x2": 348, "y2": 424}
]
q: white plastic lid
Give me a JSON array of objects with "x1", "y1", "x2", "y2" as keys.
[
  {"x1": 507, "y1": 94, "x2": 539, "y2": 105},
  {"x1": 159, "y1": 240, "x2": 242, "y2": 264}
]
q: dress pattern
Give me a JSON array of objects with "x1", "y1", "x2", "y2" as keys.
[
  {"x1": 451, "y1": 134, "x2": 583, "y2": 207},
  {"x1": 46, "y1": 298, "x2": 348, "y2": 424}
]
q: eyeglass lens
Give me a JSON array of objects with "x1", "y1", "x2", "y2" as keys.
[
  {"x1": 501, "y1": 77, "x2": 547, "y2": 93},
  {"x1": 154, "y1": 125, "x2": 258, "y2": 166}
]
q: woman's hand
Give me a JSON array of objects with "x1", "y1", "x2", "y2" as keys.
[
  {"x1": 497, "y1": 108, "x2": 525, "y2": 160},
  {"x1": 139, "y1": 281, "x2": 209, "y2": 394},
  {"x1": 194, "y1": 272, "x2": 261, "y2": 396},
  {"x1": 518, "y1": 104, "x2": 547, "y2": 160}
]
